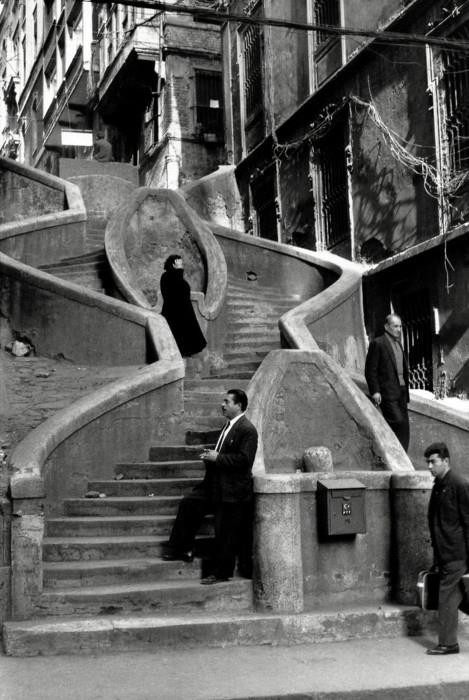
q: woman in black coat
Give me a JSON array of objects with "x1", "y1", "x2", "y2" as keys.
[{"x1": 160, "y1": 254, "x2": 207, "y2": 357}]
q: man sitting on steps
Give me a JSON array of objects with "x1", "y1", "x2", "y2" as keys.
[{"x1": 162, "y1": 388, "x2": 258, "y2": 585}]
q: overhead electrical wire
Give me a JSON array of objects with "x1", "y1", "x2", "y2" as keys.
[{"x1": 82, "y1": 0, "x2": 469, "y2": 54}]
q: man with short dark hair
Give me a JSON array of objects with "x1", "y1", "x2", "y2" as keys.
[
  {"x1": 365, "y1": 313, "x2": 410, "y2": 451},
  {"x1": 425, "y1": 441, "x2": 469, "y2": 655},
  {"x1": 163, "y1": 389, "x2": 258, "y2": 584}
]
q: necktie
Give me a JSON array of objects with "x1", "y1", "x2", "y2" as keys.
[{"x1": 215, "y1": 421, "x2": 230, "y2": 451}]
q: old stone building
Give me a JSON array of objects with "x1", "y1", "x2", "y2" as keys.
[
  {"x1": 223, "y1": 0, "x2": 469, "y2": 396},
  {"x1": 0, "y1": 1, "x2": 225, "y2": 185}
]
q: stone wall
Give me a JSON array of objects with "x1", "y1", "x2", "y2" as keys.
[
  {"x1": 253, "y1": 470, "x2": 434, "y2": 613},
  {"x1": 0, "y1": 168, "x2": 64, "y2": 225}
]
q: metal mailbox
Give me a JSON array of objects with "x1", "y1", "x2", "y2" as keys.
[{"x1": 317, "y1": 478, "x2": 366, "y2": 536}]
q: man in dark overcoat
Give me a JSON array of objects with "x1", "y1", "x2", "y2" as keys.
[
  {"x1": 426, "y1": 441, "x2": 469, "y2": 655},
  {"x1": 365, "y1": 313, "x2": 410, "y2": 451},
  {"x1": 163, "y1": 388, "x2": 258, "y2": 584}
]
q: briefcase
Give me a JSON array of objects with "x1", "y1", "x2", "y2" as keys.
[{"x1": 416, "y1": 570, "x2": 439, "y2": 610}]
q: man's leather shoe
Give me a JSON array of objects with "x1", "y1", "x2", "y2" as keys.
[
  {"x1": 200, "y1": 574, "x2": 229, "y2": 585},
  {"x1": 426, "y1": 644, "x2": 460, "y2": 655},
  {"x1": 162, "y1": 550, "x2": 193, "y2": 563}
]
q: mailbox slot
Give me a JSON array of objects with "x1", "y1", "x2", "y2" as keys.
[{"x1": 317, "y1": 478, "x2": 366, "y2": 536}]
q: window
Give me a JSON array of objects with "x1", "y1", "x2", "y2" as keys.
[
  {"x1": 311, "y1": 113, "x2": 350, "y2": 251},
  {"x1": 194, "y1": 70, "x2": 223, "y2": 140},
  {"x1": 437, "y1": 22, "x2": 469, "y2": 223},
  {"x1": 250, "y1": 164, "x2": 279, "y2": 241},
  {"x1": 314, "y1": 0, "x2": 340, "y2": 50},
  {"x1": 241, "y1": 23, "x2": 264, "y2": 125}
]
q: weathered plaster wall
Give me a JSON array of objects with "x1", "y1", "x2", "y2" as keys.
[
  {"x1": 0, "y1": 169, "x2": 64, "y2": 224},
  {"x1": 0, "y1": 272, "x2": 149, "y2": 365},
  {"x1": 254, "y1": 470, "x2": 433, "y2": 612},
  {"x1": 183, "y1": 165, "x2": 244, "y2": 231},
  {"x1": 125, "y1": 194, "x2": 205, "y2": 307},
  {"x1": 301, "y1": 473, "x2": 392, "y2": 608},
  {"x1": 351, "y1": 44, "x2": 438, "y2": 260},
  {"x1": 262, "y1": 362, "x2": 383, "y2": 472},
  {"x1": 264, "y1": 0, "x2": 310, "y2": 125},
  {"x1": 213, "y1": 228, "x2": 330, "y2": 299}
]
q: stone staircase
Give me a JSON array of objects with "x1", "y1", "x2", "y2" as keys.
[
  {"x1": 38, "y1": 207, "x2": 110, "y2": 293},
  {"x1": 2, "y1": 277, "x2": 300, "y2": 655},
  {"x1": 39, "y1": 250, "x2": 113, "y2": 294},
  {"x1": 38, "y1": 442, "x2": 253, "y2": 619}
]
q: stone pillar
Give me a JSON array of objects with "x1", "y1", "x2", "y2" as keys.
[
  {"x1": 253, "y1": 474, "x2": 304, "y2": 613},
  {"x1": 11, "y1": 508, "x2": 44, "y2": 620},
  {"x1": 391, "y1": 471, "x2": 433, "y2": 605}
]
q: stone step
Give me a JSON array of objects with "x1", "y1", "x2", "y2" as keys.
[
  {"x1": 226, "y1": 320, "x2": 277, "y2": 331},
  {"x1": 87, "y1": 477, "x2": 201, "y2": 498},
  {"x1": 33, "y1": 578, "x2": 253, "y2": 619},
  {"x1": 227, "y1": 287, "x2": 298, "y2": 300},
  {"x1": 43, "y1": 534, "x2": 174, "y2": 562},
  {"x1": 42, "y1": 556, "x2": 202, "y2": 587},
  {"x1": 2, "y1": 604, "x2": 431, "y2": 657},
  {"x1": 210, "y1": 361, "x2": 260, "y2": 376},
  {"x1": 183, "y1": 401, "x2": 223, "y2": 418},
  {"x1": 183, "y1": 378, "x2": 249, "y2": 391},
  {"x1": 64, "y1": 495, "x2": 183, "y2": 517},
  {"x1": 223, "y1": 350, "x2": 271, "y2": 363},
  {"x1": 114, "y1": 460, "x2": 205, "y2": 479},
  {"x1": 147, "y1": 445, "x2": 213, "y2": 461},
  {"x1": 208, "y1": 369, "x2": 254, "y2": 380},
  {"x1": 226, "y1": 338, "x2": 280, "y2": 350},
  {"x1": 182, "y1": 416, "x2": 226, "y2": 432},
  {"x1": 45, "y1": 514, "x2": 212, "y2": 537}
]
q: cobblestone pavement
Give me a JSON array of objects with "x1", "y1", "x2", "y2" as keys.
[{"x1": 0, "y1": 350, "x2": 142, "y2": 459}]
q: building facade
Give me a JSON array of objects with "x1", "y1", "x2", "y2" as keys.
[
  {"x1": 222, "y1": 0, "x2": 469, "y2": 395},
  {"x1": 0, "y1": 1, "x2": 225, "y2": 186}
]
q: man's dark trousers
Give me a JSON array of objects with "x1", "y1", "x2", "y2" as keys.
[
  {"x1": 380, "y1": 386, "x2": 409, "y2": 452},
  {"x1": 437, "y1": 560, "x2": 467, "y2": 646},
  {"x1": 168, "y1": 495, "x2": 251, "y2": 579}
]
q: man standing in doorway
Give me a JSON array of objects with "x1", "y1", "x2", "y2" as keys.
[
  {"x1": 163, "y1": 389, "x2": 258, "y2": 584},
  {"x1": 365, "y1": 313, "x2": 410, "y2": 451},
  {"x1": 425, "y1": 442, "x2": 469, "y2": 655}
]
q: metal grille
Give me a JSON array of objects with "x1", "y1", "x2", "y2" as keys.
[
  {"x1": 251, "y1": 166, "x2": 278, "y2": 241},
  {"x1": 442, "y1": 23, "x2": 469, "y2": 176},
  {"x1": 314, "y1": 0, "x2": 340, "y2": 48},
  {"x1": 242, "y1": 24, "x2": 263, "y2": 122},
  {"x1": 195, "y1": 70, "x2": 223, "y2": 137},
  {"x1": 315, "y1": 117, "x2": 350, "y2": 249},
  {"x1": 399, "y1": 289, "x2": 433, "y2": 391}
]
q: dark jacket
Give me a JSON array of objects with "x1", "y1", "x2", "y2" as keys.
[
  {"x1": 196, "y1": 415, "x2": 258, "y2": 503},
  {"x1": 160, "y1": 268, "x2": 206, "y2": 356},
  {"x1": 365, "y1": 333, "x2": 409, "y2": 402},
  {"x1": 428, "y1": 469, "x2": 469, "y2": 565}
]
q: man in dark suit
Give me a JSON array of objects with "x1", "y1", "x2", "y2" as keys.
[
  {"x1": 425, "y1": 442, "x2": 469, "y2": 655},
  {"x1": 365, "y1": 313, "x2": 410, "y2": 451},
  {"x1": 163, "y1": 388, "x2": 258, "y2": 584}
]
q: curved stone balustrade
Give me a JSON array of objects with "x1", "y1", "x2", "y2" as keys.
[
  {"x1": 0, "y1": 157, "x2": 87, "y2": 266},
  {"x1": 0, "y1": 159, "x2": 184, "y2": 618}
]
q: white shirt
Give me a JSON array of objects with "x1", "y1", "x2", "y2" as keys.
[{"x1": 215, "y1": 412, "x2": 245, "y2": 451}]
